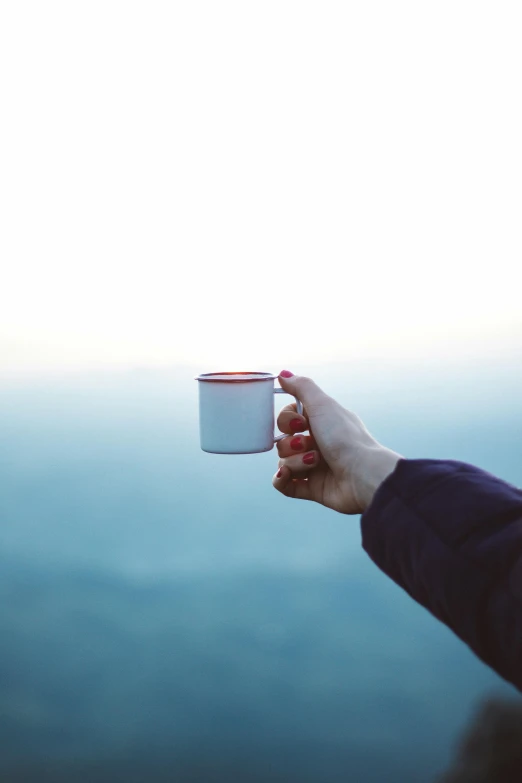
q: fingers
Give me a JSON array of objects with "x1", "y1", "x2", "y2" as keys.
[
  {"x1": 272, "y1": 443, "x2": 321, "y2": 502},
  {"x1": 276, "y1": 432, "x2": 315, "y2": 458},
  {"x1": 276, "y1": 402, "x2": 309, "y2": 435},
  {"x1": 278, "y1": 449, "x2": 320, "y2": 475},
  {"x1": 272, "y1": 464, "x2": 313, "y2": 501},
  {"x1": 277, "y1": 371, "x2": 331, "y2": 414}
]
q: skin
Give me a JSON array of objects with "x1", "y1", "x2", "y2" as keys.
[{"x1": 272, "y1": 372, "x2": 402, "y2": 514}]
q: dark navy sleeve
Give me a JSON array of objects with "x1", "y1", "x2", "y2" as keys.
[{"x1": 360, "y1": 459, "x2": 522, "y2": 691}]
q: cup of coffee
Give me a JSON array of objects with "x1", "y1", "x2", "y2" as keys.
[{"x1": 195, "y1": 371, "x2": 303, "y2": 454}]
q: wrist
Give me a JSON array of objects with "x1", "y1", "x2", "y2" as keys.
[{"x1": 352, "y1": 444, "x2": 402, "y2": 513}]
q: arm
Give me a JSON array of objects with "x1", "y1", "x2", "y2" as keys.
[
  {"x1": 272, "y1": 372, "x2": 522, "y2": 691},
  {"x1": 361, "y1": 458, "x2": 522, "y2": 691}
]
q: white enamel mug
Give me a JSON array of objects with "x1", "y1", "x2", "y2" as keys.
[{"x1": 195, "y1": 372, "x2": 304, "y2": 454}]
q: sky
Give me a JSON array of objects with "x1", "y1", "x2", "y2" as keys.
[{"x1": 0, "y1": 2, "x2": 521, "y2": 376}]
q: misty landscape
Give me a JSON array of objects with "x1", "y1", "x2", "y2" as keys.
[
  {"x1": 2, "y1": 0, "x2": 522, "y2": 779},
  {"x1": 0, "y1": 360, "x2": 520, "y2": 782}
]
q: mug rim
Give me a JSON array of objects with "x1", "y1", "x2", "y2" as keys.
[{"x1": 195, "y1": 371, "x2": 277, "y2": 383}]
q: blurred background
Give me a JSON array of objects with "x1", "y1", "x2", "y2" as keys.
[{"x1": 0, "y1": 2, "x2": 521, "y2": 781}]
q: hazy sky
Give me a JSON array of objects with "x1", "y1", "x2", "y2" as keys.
[{"x1": 1, "y1": 2, "x2": 521, "y2": 375}]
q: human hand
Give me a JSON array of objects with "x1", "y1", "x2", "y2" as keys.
[{"x1": 272, "y1": 371, "x2": 401, "y2": 514}]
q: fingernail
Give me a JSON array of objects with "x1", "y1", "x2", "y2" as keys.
[
  {"x1": 303, "y1": 452, "x2": 315, "y2": 465},
  {"x1": 290, "y1": 418, "x2": 303, "y2": 431},
  {"x1": 279, "y1": 370, "x2": 294, "y2": 378},
  {"x1": 290, "y1": 437, "x2": 303, "y2": 451},
  {"x1": 276, "y1": 468, "x2": 283, "y2": 478}
]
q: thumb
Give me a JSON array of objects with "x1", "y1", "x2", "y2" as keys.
[{"x1": 277, "y1": 371, "x2": 330, "y2": 412}]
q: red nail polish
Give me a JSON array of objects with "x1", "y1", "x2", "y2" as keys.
[
  {"x1": 279, "y1": 370, "x2": 294, "y2": 378},
  {"x1": 290, "y1": 418, "x2": 303, "y2": 431},
  {"x1": 303, "y1": 452, "x2": 315, "y2": 465},
  {"x1": 290, "y1": 437, "x2": 302, "y2": 450},
  {"x1": 276, "y1": 468, "x2": 283, "y2": 478}
]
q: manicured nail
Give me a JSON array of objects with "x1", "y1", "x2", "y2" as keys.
[
  {"x1": 290, "y1": 418, "x2": 303, "y2": 431},
  {"x1": 303, "y1": 452, "x2": 315, "y2": 465},
  {"x1": 279, "y1": 370, "x2": 294, "y2": 378},
  {"x1": 290, "y1": 437, "x2": 303, "y2": 451},
  {"x1": 276, "y1": 468, "x2": 283, "y2": 478}
]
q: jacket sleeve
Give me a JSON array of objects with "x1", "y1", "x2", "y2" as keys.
[{"x1": 360, "y1": 459, "x2": 522, "y2": 691}]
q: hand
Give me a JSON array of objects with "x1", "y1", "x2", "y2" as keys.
[{"x1": 272, "y1": 371, "x2": 402, "y2": 514}]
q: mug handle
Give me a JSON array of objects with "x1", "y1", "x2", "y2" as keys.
[{"x1": 273, "y1": 388, "x2": 304, "y2": 443}]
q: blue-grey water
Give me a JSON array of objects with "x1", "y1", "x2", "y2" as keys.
[{"x1": 0, "y1": 360, "x2": 521, "y2": 782}]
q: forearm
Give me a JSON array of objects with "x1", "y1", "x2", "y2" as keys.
[{"x1": 360, "y1": 458, "x2": 522, "y2": 691}]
